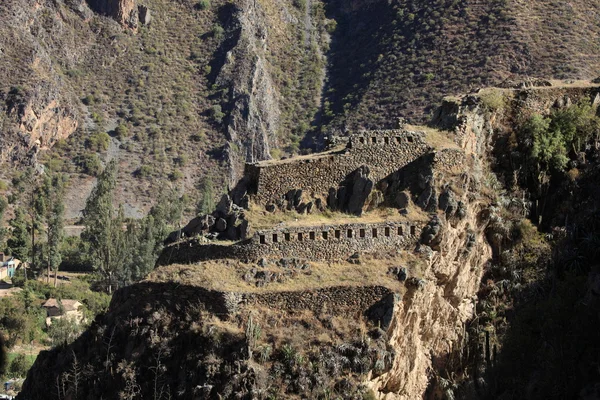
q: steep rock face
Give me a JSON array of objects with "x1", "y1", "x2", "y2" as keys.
[
  {"x1": 366, "y1": 106, "x2": 494, "y2": 399},
  {"x1": 215, "y1": 0, "x2": 281, "y2": 186},
  {"x1": 86, "y1": 0, "x2": 138, "y2": 29},
  {"x1": 3, "y1": 84, "x2": 78, "y2": 155},
  {"x1": 368, "y1": 200, "x2": 492, "y2": 399},
  {"x1": 0, "y1": 0, "x2": 81, "y2": 165},
  {"x1": 215, "y1": 0, "x2": 329, "y2": 186}
]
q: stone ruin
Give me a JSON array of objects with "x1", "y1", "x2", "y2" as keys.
[{"x1": 162, "y1": 126, "x2": 467, "y2": 264}]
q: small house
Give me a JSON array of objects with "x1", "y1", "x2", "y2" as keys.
[
  {"x1": 42, "y1": 298, "x2": 84, "y2": 325},
  {"x1": 0, "y1": 256, "x2": 21, "y2": 280}
]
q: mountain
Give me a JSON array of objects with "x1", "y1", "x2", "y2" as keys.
[{"x1": 2, "y1": 0, "x2": 600, "y2": 219}]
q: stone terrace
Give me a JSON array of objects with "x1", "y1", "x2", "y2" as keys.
[
  {"x1": 245, "y1": 129, "x2": 432, "y2": 207},
  {"x1": 158, "y1": 220, "x2": 423, "y2": 265}
]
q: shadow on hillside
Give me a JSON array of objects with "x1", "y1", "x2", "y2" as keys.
[
  {"x1": 301, "y1": 0, "x2": 396, "y2": 151},
  {"x1": 205, "y1": 3, "x2": 242, "y2": 86},
  {"x1": 18, "y1": 281, "x2": 248, "y2": 400}
]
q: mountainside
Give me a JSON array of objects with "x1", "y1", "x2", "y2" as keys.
[{"x1": 2, "y1": 0, "x2": 600, "y2": 219}]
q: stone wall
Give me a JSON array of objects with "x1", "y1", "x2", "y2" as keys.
[
  {"x1": 252, "y1": 220, "x2": 421, "y2": 260},
  {"x1": 433, "y1": 148, "x2": 467, "y2": 174},
  {"x1": 113, "y1": 281, "x2": 394, "y2": 318},
  {"x1": 248, "y1": 130, "x2": 432, "y2": 206},
  {"x1": 246, "y1": 285, "x2": 394, "y2": 315},
  {"x1": 158, "y1": 220, "x2": 423, "y2": 265}
]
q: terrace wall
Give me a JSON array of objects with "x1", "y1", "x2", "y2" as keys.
[
  {"x1": 248, "y1": 130, "x2": 432, "y2": 206},
  {"x1": 157, "y1": 220, "x2": 422, "y2": 265}
]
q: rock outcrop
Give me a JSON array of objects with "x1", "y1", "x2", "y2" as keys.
[
  {"x1": 215, "y1": 0, "x2": 281, "y2": 186},
  {"x1": 87, "y1": 0, "x2": 138, "y2": 29}
]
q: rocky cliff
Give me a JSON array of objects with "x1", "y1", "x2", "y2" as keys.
[{"x1": 87, "y1": 0, "x2": 138, "y2": 29}]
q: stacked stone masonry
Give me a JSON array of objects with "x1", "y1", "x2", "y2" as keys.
[
  {"x1": 246, "y1": 130, "x2": 432, "y2": 206},
  {"x1": 114, "y1": 282, "x2": 393, "y2": 318},
  {"x1": 158, "y1": 221, "x2": 422, "y2": 265}
]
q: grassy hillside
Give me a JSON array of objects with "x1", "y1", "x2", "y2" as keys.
[
  {"x1": 315, "y1": 0, "x2": 600, "y2": 137},
  {"x1": 3, "y1": 0, "x2": 600, "y2": 218}
]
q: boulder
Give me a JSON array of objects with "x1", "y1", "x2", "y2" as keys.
[
  {"x1": 395, "y1": 191, "x2": 410, "y2": 209},
  {"x1": 346, "y1": 166, "x2": 374, "y2": 216},
  {"x1": 226, "y1": 225, "x2": 239, "y2": 240},
  {"x1": 239, "y1": 219, "x2": 249, "y2": 239},
  {"x1": 367, "y1": 293, "x2": 401, "y2": 330},
  {"x1": 420, "y1": 215, "x2": 443, "y2": 247},
  {"x1": 202, "y1": 214, "x2": 216, "y2": 229},
  {"x1": 215, "y1": 194, "x2": 233, "y2": 216},
  {"x1": 138, "y1": 4, "x2": 151, "y2": 25},
  {"x1": 439, "y1": 188, "x2": 458, "y2": 215},
  {"x1": 215, "y1": 218, "x2": 227, "y2": 232},
  {"x1": 347, "y1": 252, "x2": 361, "y2": 265},
  {"x1": 181, "y1": 216, "x2": 203, "y2": 236}
]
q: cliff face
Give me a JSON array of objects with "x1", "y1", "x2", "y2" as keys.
[
  {"x1": 367, "y1": 120, "x2": 493, "y2": 399},
  {"x1": 215, "y1": 0, "x2": 280, "y2": 185},
  {"x1": 214, "y1": 0, "x2": 329, "y2": 186},
  {"x1": 370, "y1": 203, "x2": 491, "y2": 398},
  {"x1": 86, "y1": 0, "x2": 138, "y2": 29}
]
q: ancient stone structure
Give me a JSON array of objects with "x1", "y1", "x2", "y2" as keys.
[
  {"x1": 112, "y1": 281, "x2": 394, "y2": 318},
  {"x1": 161, "y1": 126, "x2": 467, "y2": 265},
  {"x1": 245, "y1": 129, "x2": 431, "y2": 208},
  {"x1": 159, "y1": 220, "x2": 422, "y2": 265}
]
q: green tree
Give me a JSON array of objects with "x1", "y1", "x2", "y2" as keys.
[
  {"x1": 8, "y1": 353, "x2": 32, "y2": 378},
  {"x1": 7, "y1": 207, "x2": 30, "y2": 264},
  {"x1": 81, "y1": 161, "x2": 123, "y2": 293},
  {"x1": 196, "y1": 176, "x2": 215, "y2": 215},
  {"x1": 47, "y1": 317, "x2": 83, "y2": 348},
  {"x1": 44, "y1": 174, "x2": 65, "y2": 287},
  {"x1": 521, "y1": 114, "x2": 568, "y2": 172}
]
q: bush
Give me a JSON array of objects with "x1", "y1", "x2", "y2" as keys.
[
  {"x1": 210, "y1": 105, "x2": 225, "y2": 124},
  {"x1": 82, "y1": 94, "x2": 95, "y2": 106},
  {"x1": 8, "y1": 354, "x2": 32, "y2": 378},
  {"x1": 169, "y1": 169, "x2": 184, "y2": 181},
  {"x1": 137, "y1": 165, "x2": 153, "y2": 178},
  {"x1": 78, "y1": 154, "x2": 103, "y2": 176},
  {"x1": 479, "y1": 90, "x2": 506, "y2": 111},
  {"x1": 212, "y1": 25, "x2": 225, "y2": 41},
  {"x1": 196, "y1": 0, "x2": 210, "y2": 10},
  {"x1": 47, "y1": 317, "x2": 83, "y2": 348},
  {"x1": 86, "y1": 131, "x2": 111, "y2": 152},
  {"x1": 115, "y1": 124, "x2": 130, "y2": 140}
]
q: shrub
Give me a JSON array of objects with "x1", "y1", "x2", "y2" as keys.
[
  {"x1": 137, "y1": 165, "x2": 153, "y2": 178},
  {"x1": 210, "y1": 105, "x2": 225, "y2": 124},
  {"x1": 196, "y1": 0, "x2": 210, "y2": 10},
  {"x1": 212, "y1": 25, "x2": 225, "y2": 41},
  {"x1": 8, "y1": 354, "x2": 32, "y2": 378},
  {"x1": 86, "y1": 131, "x2": 111, "y2": 152},
  {"x1": 479, "y1": 90, "x2": 506, "y2": 111},
  {"x1": 174, "y1": 155, "x2": 187, "y2": 166},
  {"x1": 169, "y1": 169, "x2": 184, "y2": 181},
  {"x1": 115, "y1": 124, "x2": 130, "y2": 140},
  {"x1": 45, "y1": 157, "x2": 65, "y2": 173},
  {"x1": 325, "y1": 19, "x2": 337, "y2": 34},
  {"x1": 78, "y1": 153, "x2": 103, "y2": 176}
]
